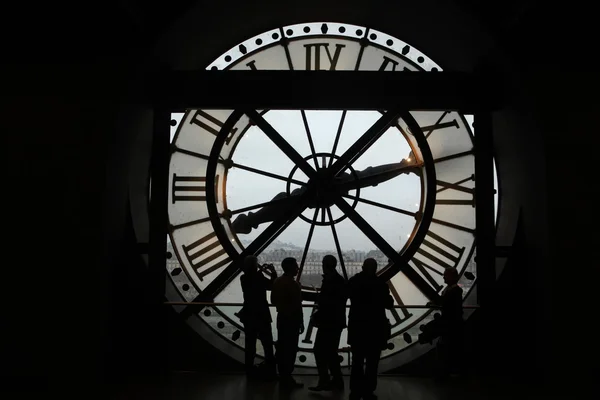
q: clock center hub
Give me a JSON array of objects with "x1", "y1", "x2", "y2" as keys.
[{"x1": 286, "y1": 152, "x2": 361, "y2": 226}]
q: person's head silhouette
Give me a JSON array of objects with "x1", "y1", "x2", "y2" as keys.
[
  {"x1": 362, "y1": 258, "x2": 377, "y2": 275},
  {"x1": 281, "y1": 257, "x2": 299, "y2": 276},
  {"x1": 322, "y1": 254, "x2": 337, "y2": 275},
  {"x1": 443, "y1": 267, "x2": 459, "y2": 285},
  {"x1": 242, "y1": 255, "x2": 258, "y2": 274}
]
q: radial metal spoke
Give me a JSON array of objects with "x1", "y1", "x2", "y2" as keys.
[
  {"x1": 246, "y1": 109, "x2": 316, "y2": 179},
  {"x1": 334, "y1": 197, "x2": 440, "y2": 302},
  {"x1": 231, "y1": 160, "x2": 307, "y2": 186},
  {"x1": 433, "y1": 150, "x2": 474, "y2": 164},
  {"x1": 327, "y1": 207, "x2": 348, "y2": 280},
  {"x1": 300, "y1": 110, "x2": 319, "y2": 169},
  {"x1": 180, "y1": 191, "x2": 313, "y2": 318},
  {"x1": 170, "y1": 216, "x2": 211, "y2": 232},
  {"x1": 431, "y1": 217, "x2": 475, "y2": 234},
  {"x1": 341, "y1": 194, "x2": 416, "y2": 217},
  {"x1": 173, "y1": 146, "x2": 307, "y2": 186},
  {"x1": 297, "y1": 208, "x2": 319, "y2": 282},
  {"x1": 328, "y1": 110, "x2": 347, "y2": 167},
  {"x1": 328, "y1": 108, "x2": 402, "y2": 177}
]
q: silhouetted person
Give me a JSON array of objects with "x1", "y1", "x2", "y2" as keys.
[
  {"x1": 239, "y1": 255, "x2": 277, "y2": 380},
  {"x1": 433, "y1": 267, "x2": 464, "y2": 379},
  {"x1": 271, "y1": 257, "x2": 304, "y2": 389},
  {"x1": 309, "y1": 255, "x2": 347, "y2": 392},
  {"x1": 347, "y1": 258, "x2": 393, "y2": 400}
]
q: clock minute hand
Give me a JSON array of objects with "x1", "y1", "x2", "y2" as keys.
[
  {"x1": 335, "y1": 160, "x2": 422, "y2": 192},
  {"x1": 231, "y1": 187, "x2": 307, "y2": 234}
]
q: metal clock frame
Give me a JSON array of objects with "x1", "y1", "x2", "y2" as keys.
[{"x1": 149, "y1": 69, "x2": 498, "y2": 372}]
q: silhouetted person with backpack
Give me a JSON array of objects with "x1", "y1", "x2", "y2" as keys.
[
  {"x1": 347, "y1": 258, "x2": 393, "y2": 400},
  {"x1": 239, "y1": 255, "x2": 277, "y2": 380},
  {"x1": 309, "y1": 255, "x2": 347, "y2": 392},
  {"x1": 271, "y1": 257, "x2": 304, "y2": 389}
]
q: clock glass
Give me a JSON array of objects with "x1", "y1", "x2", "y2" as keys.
[{"x1": 164, "y1": 22, "x2": 498, "y2": 371}]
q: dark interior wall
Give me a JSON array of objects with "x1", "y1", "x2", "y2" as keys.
[
  {"x1": 2, "y1": 0, "x2": 597, "y2": 393},
  {"x1": 3, "y1": 65, "x2": 133, "y2": 390}
]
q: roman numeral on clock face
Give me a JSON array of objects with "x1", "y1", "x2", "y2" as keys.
[
  {"x1": 387, "y1": 282, "x2": 413, "y2": 328},
  {"x1": 420, "y1": 112, "x2": 460, "y2": 139},
  {"x1": 304, "y1": 43, "x2": 345, "y2": 70},
  {"x1": 410, "y1": 230, "x2": 465, "y2": 292},
  {"x1": 301, "y1": 305, "x2": 318, "y2": 345},
  {"x1": 172, "y1": 174, "x2": 221, "y2": 204},
  {"x1": 189, "y1": 110, "x2": 238, "y2": 145},
  {"x1": 436, "y1": 175, "x2": 475, "y2": 206},
  {"x1": 378, "y1": 55, "x2": 410, "y2": 71},
  {"x1": 182, "y1": 232, "x2": 232, "y2": 281},
  {"x1": 172, "y1": 174, "x2": 206, "y2": 203}
]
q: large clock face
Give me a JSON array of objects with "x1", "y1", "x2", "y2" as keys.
[{"x1": 165, "y1": 22, "x2": 497, "y2": 371}]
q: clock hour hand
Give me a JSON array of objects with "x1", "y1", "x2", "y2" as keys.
[
  {"x1": 231, "y1": 187, "x2": 306, "y2": 234},
  {"x1": 335, "y1": 157, "x2": 421, "y2": 192}
]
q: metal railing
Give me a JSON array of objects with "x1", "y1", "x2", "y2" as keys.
[{"x1": 164, "y1": 301, "x2": 480, "y2": 309}]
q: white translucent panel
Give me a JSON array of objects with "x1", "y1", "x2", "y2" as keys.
[
  {"x1": 171, "y1": 221, "x2": 234, "y2": 290},
  {"x1": 215, "y1": 112, "x2": 252, "y2": 161},
  {"x1": 434, "y1": 154, "x2": 476, "y2": 230},
  {"x1": 207, "y1": 27, "x2": 282, "y2": 70},
  {"x1": 359, "y1": 46, "x2": 419, "y2": 71},
  {"x1": 214, "y1": 163, "x2": 228, "y2": 214},
  {"x1": 299, "y1": 304, "x2": 318, "y2": 350},
  {"x1": 458, "y1": 251, "x2": 477, "y2": 297},
  {"x1": 287, "y1": 38, "x2": 362, "y2": 71},
  {"x1": 166, "y1": 240, "x2": 200, "y2": 301},
  {"x1": 381, "y1": 309, "x2": 436, "y2": 358},
  {"x1": 432, "y1": 203, "x2": 475, "y2": 233},
  {"x1": 388, "y1": 270, "x2": 430, "y2": 307},
  {"x1": 367, "y1": 27, "x2": 443, "y2": 71},
  {"x1": 296, "y1": 351, "x2": 316, "y2": 368},
  {"x1": 458, "y1": 114, "x2": 500, "y2": 223},
  {"x1": 199, "y1": 306, "x2": 246, "y2": 349},
  {"x1": 174, "y1": 109, "x2": 238, "y2": 157},
  {"x1": 407, "y1": 111, "x2": 474, "y2": 160},
  {"x1": 408, "y1": 222, "x2": 475, "y2": 293},
  {"x1": 282, "y1": 21, "x2": 366, "y2": 40},
  {"x1": 463, "y1": 114, "x2": 475, "y2": 134},
  {"x1": 339, "y1": 320, "x2": 350, "y2": 349},
  {"x1": 385, "y1": 308, "x2": 430, "y2": 353},
  {"x1": 168, "y1": 151, "x2": 210, "y2": 227},
  {"x1": 229, "y1": 45, "x2": 290, "y2": 70},
  {"x1": 170, "y1": 112, "x2": 184, "y2": 142},
  {"x1": 302, "y1": 110, "x2": 345, "y2": 155}
]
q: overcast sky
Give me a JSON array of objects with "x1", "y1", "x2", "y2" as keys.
[{"x1": 171, "y1": 110, "x2": 421, "y2": 251}]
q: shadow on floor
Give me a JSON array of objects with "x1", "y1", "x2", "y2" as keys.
[{"x1": 111, "y1": 373, "x2": 545, "y2": 400}]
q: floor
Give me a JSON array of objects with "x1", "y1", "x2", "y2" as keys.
[{"x1": 112, "y1": 373, "x2": 546, "y2": 400}]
